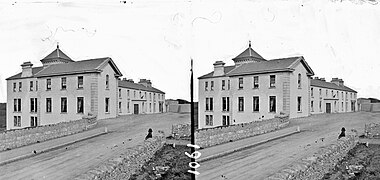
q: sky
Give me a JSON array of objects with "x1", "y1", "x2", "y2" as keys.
[{"x1": 0, "y1": 0, "x2": 379, "y2": 103}]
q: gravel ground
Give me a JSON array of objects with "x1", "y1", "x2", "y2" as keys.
[{"x1": 322, "y1": 143, "x2": 380, "y2": 180}]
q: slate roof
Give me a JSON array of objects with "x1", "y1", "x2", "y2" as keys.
[
  {"x1": 118, "y1": 80, "x2": 165, "y2": 94},
  {"x1": 232, "y1": 46, "x2": 265, "y2": 61},
  {"x1": 311, "y1": 79, "x2": 357, "y2": 93},
  {"x1": 40, "y1": 45, "x2": 74, "y2": 64},
  {"x1": 198, "y1": 65, "x2": 236, "y2": 79},
  {"x1": 6, "y1": 67, "x2": 44, "y2": 80}
]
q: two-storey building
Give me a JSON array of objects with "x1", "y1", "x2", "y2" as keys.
[{"x1": 198, "y1": 42, "x2": 314, "y2": 129}]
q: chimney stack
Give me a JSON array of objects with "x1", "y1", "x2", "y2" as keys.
[
  {"x1": 213, "y1": 61, "x2": 225, "y2": 77},
  {"x1": 139, "y1": 79, "x2": 152, "y2": 88},
  {"x1": 331, "y1": 78, "x2": 344, "y2": 86},
  {"x1": 320, "y1": 78, "x2": 325, "y2": 81},
  {"x1": 21, "y1": 61, "x2": 33, "y2": 77}
]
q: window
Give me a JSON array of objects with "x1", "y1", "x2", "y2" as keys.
[
  {"x1": 253, "y1": 96, "x2": 259, "y2": 112},
  {"x1": 78, "y1": 76, "x2": 83, "y2": 89},
  {"x1": 342, "y1": 102, "x2": 344, "y2": 111},
  {"x1": 14, "y1": 99, "x2": 21, "y2": 112},
  {"x1": 36, "y1": 81, "x2": 38, "y2": 91},
  {"x1": 46, "y1": 79, "x2": 51, "y2": 90},
  {"x1": 13, "y1": 83, "x2": 16, "y2": 92},
  {"x1": 222, "y1": 97, "x2": 230, "y2": 112},
  {"x1": 30, "y1": 81, "x2": 33, "y2": 91},
  {"x1": 77, "y1": 97, "x2": 84, "y2": 113},
  {"x1": 222, "y1": 80, "x2": 225, "y2": 90},
  {"x1": 205, "y1": 97, "x2": 213, "y2": 111},
  {"x1": 105, "y1": 75, "x2": 109, "y2": 89},
  {"x1": 238, "y1": 78, "x2": 243, "y2": 89},
  {"x1": 238, "y1": 97, "x2": 244, "y2": 112},
  {"x1": 205, "y1": 115, "x2": 213, "y2": 126},
  {"x1": 30, "y1": 98, "x2": 37, "y2": 112},
  {"x1": 311, "y1": 88, "x2": 314, "y2": 97},
  {"x1": 222, "y1": 115, "x2": 230, "y2": 126},
  {"x1": 14, "y1": 116, "x2": 21, "y2": 127},
  {"x1": 253, "y1": 76, "x2": 259, "y2": 89},
  {"x1": 61, "y1": 77, "x2": 67, "y2": 90},
  {"x1": 320, "y1": 101, "x2": 322, "y2": 112},
  {"x1": 105, "y1": 98, "x2": 110, "y2": 113},
  {"x1": 19, "y1": 82, "x2": 22, "y2": 91},
  {"x1": 326, "y1": 89, "x2": 328, "y2": 97},
  {"x1": 269, "y1": 96, "x2": 276, "y2": 112},
  {"x1": 46, "y1": 98, "x2": 52, "y2": 113},
  {"x1": 205, "y1": 81, "x2": 208, "y2": 91},
  {"x1": 210, "y1": 81, "x2": 214, "y2": 91},
  {"x1": 30, "y1": 116, "x2": 37, "y2": 127},
  {"x1": 297, "y1": 97, "x2": 302, "y2": 112},
  {"x1": 270, "y1": 75, "x2": 275, "y2": 88},
  {"x1": 311, "y1": 101, "x2": 314, "y2": 112},
  {"x1": 228, "y1": 80, "x2": 230, "y2": 90},
  {"x1": 127, "y1": 101, "x2": 130, "y2": 113},
  {"x1": 298, "y1": 73, "x2": 301, "y2": 88},
  {"x1": 346, "y1": 92, "x2": 348, "y2": 100},
  {"x1": 61, "y1": 97, "x2": 67, "y2": 113},
  {"x1": 319, "y1": 89, "x2": 322, "y2": 96},
  {"x1": 127, "y1": 90, "x2": 130, "y2": 98},
  {"x1": 134, "y1": 91, "x2": 136, "y2": 98},
  {"x1": 119, "y1": 102, "x2": 122, "y2": 113},
  {"x1": 150, "y1": 103, "x2": 152, "y2": 112},
  {"x1": 119, "y1": 89, "x2": 122, "y2": 98}
]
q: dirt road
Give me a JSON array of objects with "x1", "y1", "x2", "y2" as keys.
[
  {"x1": 0, "y1": 113, "x2": 190, "y2": 180},
  {"x1": 197, "y1": 112, "x2": 380, "y2": 180}
]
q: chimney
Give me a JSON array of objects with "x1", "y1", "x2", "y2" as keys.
[
  {"x1": 314, "y1": 77, "x2": 319, "y2": 80},
  {"x1": 21, "y1": 61, "x2": 33, "y2": 77},
  {"x1": 331, "y1": 78, "x2": 344, "y2": 86},
  {"x1": 122, "y1": 78, "x2": 127, "y2": 81},
  {"x1": 127, "y1": 79, "x2": 134, "y2": 83},
  {"x1": 139, "y1": 79, "x2": 152, "y2": 88},
  {"x1": 320, "y1": 78, "x2": 325, "y2": 81},
  {"x1": 338, "y1": 78, "x2": 344, "y2": 86},
  {"x1": 213, "y1": 61, "x2": 225, "y2": 76}
]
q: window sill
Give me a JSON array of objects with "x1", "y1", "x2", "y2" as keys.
[
  {"x1": 46, "y1": 89, "x2": 51, "y2": 91},
  {"x1": 297, "y1": 111, "x2": 302, "y2": 113},
  {"x1": 252, "y1": 111, "x2": 259, "y2": 113},
  {"x1": 105, "y1": 112, "x2": 110, "y2": 114},
  {"x1": 77, "y1": 112, "x2": 84, "y2": 114},
  {"x1": 269, "y1": 111, "x2": 276, "y2": 113},
  {"x1": 77, "y1": 88, "x2": 84, "y2": 90},
  {"x1": 30, "y1": 111, "x2": 37, "y2": 114},
  {"x1": 269, "y1": 86, "x2": 276, "y2": 89},
  {"x1": 252, "y1": 87, "x2": 259, "y2": 90},
  {"x1": 222, "y1": 111, "x2": 229, "y2": 113},
  {"x1": 61, "y1": 89, "x2": 67, "y2": 91},
  {"x1": 61, "y1": 112, "x2": 67, "y2": 114},
  {"x1": 238, "y1": 88, "x2": 243, "y2": 90}
]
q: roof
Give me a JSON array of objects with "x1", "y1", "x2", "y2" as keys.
[
  {"x1": 7, "y1": 58, "x2": 123, "y2": 80},
  {"x1": 118, "y1": 80, "x2": 165, "y2": 94},
  {"x1": 228, "y1": 56, "x2": 314, "y2": 77},
  {"x1": 6, "y1": 66, "x2": 44, "y2": 80},
  {"x1": 41, "y1": 45, "x2": 74, "y2": 63},
  {"x1": 198, "y1": 65, "x2": 236, "y2": 79},
  {"x1": 233, "y1": 46, "x2": 265, "y2": 61},
  {"x1": 310, "y1": 79, "x2": 357, "y2": 93}
]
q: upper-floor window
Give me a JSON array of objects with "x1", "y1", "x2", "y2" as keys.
[
  {"x1": 13, "y1": 83, "x2": 16, "y2": 92},
  {"x1": 105, "y1": 75, "x2": 109, "y2": 89},
  {"x1": 253, "y1": 96, "x2": 259, "y2": 112},
  {"x1": 253, "y1": 76, "x2": 259, "y2": 89},
  {"x1": 46, "y1": 79, "x2": 51, "y2": 90},
  {"x1": 270, "y1": 75, "x2": 276, "y2": 88},
  {"x1": 311, "y1": 101, "x2": 314, "y2": 112},
  {"x1": 326, "y1": 89, "x2": 328, "y2": 97},
  {"x1": 14, "y1": 98, "x2": 21, "y2": 112},
  {"x1": 127, "y1": 90, "x2": 130, "y2": 98},
  {"x1": 46, "y1": 98, "x2": 52, "y2": 113},
  {"x1": 61, "y1": 77, "x2": 67, "y2": 90},
  {"x1": 298, "y1": 73, "x2": 301, "y2": 88},
  {"x1": 30, "y1": 81, "x2": 33, "y2": 91},
  {"x1": 269, "y1": 96, "x2": 276, "y2": 112},
  {"x1": 238, "y1": 97, "x2": 244, "y2": 111},
  {"x1": 238, "y1": 78, "x2": 243, "y2": 89},
  {"x1": 319, "y1": 89, "x2": 322, "y2": 96},
  {"x1": 30, "y1": 98, "x2": 37, "y2": 113},
  {"x1": 205, "y1": 81, "x2": 208, "y2": 91},
  {"x1": 119, "y1": 89, "x2": 122, "y2": 98},
  {"x1": 311, "y1": 88, "x2": 314, "y2": 97},
  {"x1": 205, "y1": 97, "x2": 213, "y2": 111},
  {"x1": 221, "y1": 80, "x2": 226, "y2": 90},
  {"x1": 19, "y1": 82, "x2": 22, "y2": 92},
  {"x1": 78, "y1": 76, "x2": 83, "y2": 89},
  {"x1": 210, "y1": 81, "x2": 214, "y2": 91}
]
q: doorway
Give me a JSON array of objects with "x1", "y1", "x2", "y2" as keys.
[
  {"x1": 134, "y1": 104, "x2": 139, "y2": 114},
  {"x1": 326, "y1": 103, "x2": 331, "y2": 113}
]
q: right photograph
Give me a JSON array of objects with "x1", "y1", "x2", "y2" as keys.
[{"x1": 193, "y1": 0, "x2": 380, "y2": 179}]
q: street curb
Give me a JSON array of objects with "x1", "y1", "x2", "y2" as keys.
[
  {"x1": 0, "y1": 131, "x2": 107, "y2": 166},
  {"x1": 197, "y1": 129, "x2": 301, "y2": 163}
]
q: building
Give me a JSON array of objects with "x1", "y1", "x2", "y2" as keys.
[
  {"x1": 198, "y1": 42, "x2": 315, "y2": 129},
  {"x1": 310, "y1": 77, "x2": 357, "y2": 114},
  {"x1": 6, "y1": 45, "x2": 165, "y2": 130},
  {"x1": 198, "y1": 42, "x2": 358, "y2": 129},
  {"x1": 118, "y1": 78, "x2": 165, "y2": 115}
]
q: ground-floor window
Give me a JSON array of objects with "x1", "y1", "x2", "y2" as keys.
[
  {"x1": 238, "y1": 97, "x2": 244, "y2": 112},
  {"x1": 105, "y1": 98, "x2": 110, "y2": 113},
  {"x1": 30, "y1": 116, "x2": 38, "y2": 127},
  {"x1": 319, "y1": 101, "x2": 322, "y2": 112},
  {"x1": 297, "y1": 96, "x2": 302, "y2": 112},
  {"x1": 311, "y1": 101, "x2": 314, "y2": 112},
  {"x1": 77, "y1": 97, "x2": 84, "y2": 114},
  {"x1": 222, "y1": 115, "x2": 230, "y2": 126},
  {"x1": 269, "y1": 96, "x2": 276, "y2": 113},
  {"x1": 14, "y1": 116, "x2": 21, "y2": 127},
  {"x1": 61, "y1": 97, "x2": 67, "y2": 113},
  {"x1": 253, "y1": 96, "x2": 259, "y2": 112},
  {"x1": 205, "y1": 115, "x2": 213, "y2": 126},
  {"x1": 127, "y1": 101, "x2": 130, "y2": 113},
  {"x1": 46, "y1": 98, "x2": 52, "y2": 113},
  {"x1": 119, "y1": 102, "x2": 122, "y2": 113}
]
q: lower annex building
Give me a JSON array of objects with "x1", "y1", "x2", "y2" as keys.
[
  {"x1": 198, "y1": 42, "x2": 357, "y2": 129},
  {"x1": 6, "y1": 45, "x2": 165, "y2": 130}
]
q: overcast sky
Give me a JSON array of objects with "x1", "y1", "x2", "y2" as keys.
[{"x1": 0, "y1": 0, "x2": 379, "y2": 103}]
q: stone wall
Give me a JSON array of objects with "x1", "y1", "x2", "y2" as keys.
[
  {"x1": 0, "y1": 116, "x2": 97, "y2": 152},
  {"x1": 172, "y1": 123, "x2": 191, "y2": 139},
  {"x1": 265, "y1": 135, "x2": 358, "y2": 180},
  {"x1": 360, "y1": 103, "x2": 380, "y2": 112},
  {"x1": 195, "y1": 116, "x2": 289, "y2": 148},
  {"x1": 365, "y1": 123, "x2": 380, "y2": 139},
  {"x1": 167, "y1": 104, "x2": 191, "y2": 113},
  {"x1": 75, "y1": 135, "x2": 165, "y2": 180}
]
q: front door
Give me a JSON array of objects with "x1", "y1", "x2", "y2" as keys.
[
  {"x1": 326, "y1": 103, "x2": 331, "y2": 113},
  {"x1": 134, "y1": 104, "x2": 139, "y2": 114}
]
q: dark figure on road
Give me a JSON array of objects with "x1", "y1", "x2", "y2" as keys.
[
  {"x1": 338, "y1": 127, "x2": 346, "y2": 139},
  {"x1": 145, "y1": 128, "x2": 153, "y2": 140}
]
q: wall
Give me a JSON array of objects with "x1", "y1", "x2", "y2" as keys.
[
  {"x1": 75, "y1": 135, "x2": 165, "y2": 180},
  {"x1": 171, "y1": 123, "x2": 191, "y2": 138},
  {"x1": 265, "y1": 135, "x2": 357, "y2": 180},
  {"x1": 97, "y1": 63, "x2": 118, "y2": 120},
  {"x1": 288, "y1": 61, "x2": 310, "y2": 119},
  {"x1": 365, "y1": 122, "x2": 380, "y2": 138},
  {"x1": 0, "y1": 116, "x2": 97, "y2": 152},
  {"x1": 360, "y1": 103, "x2": 380, "y2": 112},
  {"x1": 195, "y1": 116, "x2": 289, "y2": 148},
  {"x1": 167, "y1": 104, "x2": 191, "y2": 113}
]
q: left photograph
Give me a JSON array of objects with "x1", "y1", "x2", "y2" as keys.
[{"x1": 0, "y1": 1, "x2": 194, "y2": 180}]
